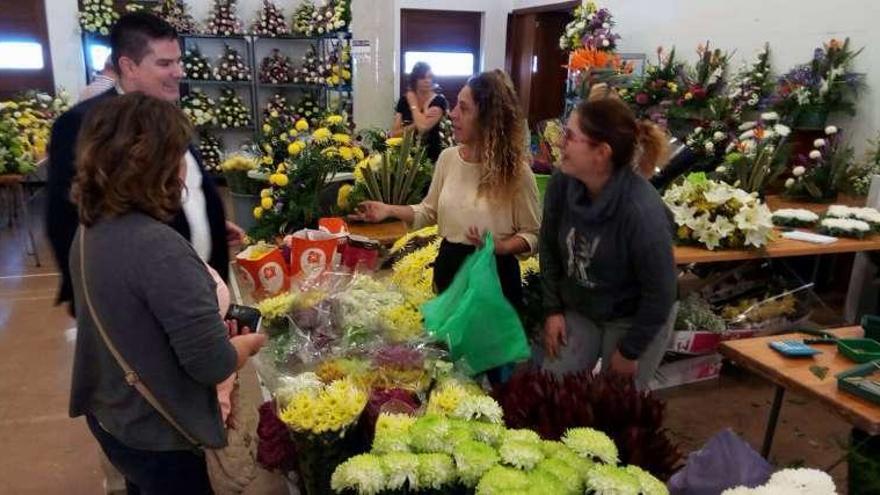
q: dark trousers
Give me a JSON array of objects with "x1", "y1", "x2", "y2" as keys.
[
  {"x1": 86, "y1": 415, "x2": 213, "y2": 495},
  {"x1": 433, "y1": 239, "x2": 523, "y2": 308},
  {"x1": 433, "y1": 240, "x2": 523, "y2": 384}
]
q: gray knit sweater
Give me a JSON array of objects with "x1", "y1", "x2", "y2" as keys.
[{"x1": 69, "y1": 212, "x2": 236, "y2": 450}]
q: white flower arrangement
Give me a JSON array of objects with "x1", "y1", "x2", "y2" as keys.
[
  {"x1": 216, "y1": 88, "x2": 252, "y2": 129},
  {"x1": 182, "y1": 48, "x2": 213, "y2": 81},
  {"x1": 825, "y1": 204, "x2": 880, "y2": 229},
  {"x1": 819, "y1": 217, "x2": 871, "y2": 238},
  {"x1": 771, "y1": 208, "x2": 819, "y2": 228},
  {"x1": 181, "y1": 89, "x2": 218, "y2": 127},
  {"x1": 205, "y1": 0, "x2": 244, "y2": 36},
  {"x1": 722, "y1": 467, "x2": 837, "y2": 495},
  {"x1": 664, "y1": 174, "x2": 774, "y2": 250},
  {"x1": 213, "y1": 45, "x2": 251, "y2": 81}
]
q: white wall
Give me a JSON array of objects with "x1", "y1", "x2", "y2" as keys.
[
  {"x1": 510, "y1": 0, "x2": 880, "y2": 153},
  {"x1": 45, "y1": 0, "x2": 86, "y2": 95}
]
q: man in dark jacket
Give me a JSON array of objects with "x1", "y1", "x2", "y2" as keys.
[{"x1": 47, "y1": 12, "x2": 243, "y2": 315}]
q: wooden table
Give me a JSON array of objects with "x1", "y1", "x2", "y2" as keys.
[
  {"x1": 674, "y1": 233, "x2": 880, "y2": 265},
  {"x1": 719, "y1": 326, "x2": 880, "y2": 457}
]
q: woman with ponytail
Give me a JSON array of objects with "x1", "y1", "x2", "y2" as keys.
[
  {"x1": 353, "y1": 69, "x2": 540, "y2": 307},
  {"x1": 539, "y1": 97, "x2": 676, "y2": 389}
]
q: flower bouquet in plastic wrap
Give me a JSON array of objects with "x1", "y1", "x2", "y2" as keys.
[
  {"x1": 182, "y1": 46, "x2": 212, "y2": 80},
  {"x1": 250, "y1": 0, "x2": 287, "y2": 37},
  {"x1": 197, "y1": 131, "x2": 223, "y2": 172},
  {"x1": 213, "y1": 44, "x2": 251, "y2": 82},
  {"x1": 180, "y1": 88, "x2": 218, "y2": 127},
  {"x1": 215, "y1": 88, "x2": 252, "y2": 129},
  {"x1": 260, "y1": 49, "x2": 295, "y2": 84},
  {"x1": 204, "y1": 0, "x2": 244, "y2": 36},
  {"x1": 152, "y1": 0, "x2": 198, "y2": 34}
]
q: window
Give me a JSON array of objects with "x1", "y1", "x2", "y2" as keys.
[
  {"x1": 88, "y1": 43, "x2": 112, "y2": 73},
  {"x1": 0, "y1": 41, "x2": 44, "y2": 69},
  {"x1": 404, "y1": 51, "x2": 475, "y2": 77}
]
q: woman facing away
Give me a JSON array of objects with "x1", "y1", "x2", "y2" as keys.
[{"x1": 68, "y1": 93, "x2": 265, "y2": 494}]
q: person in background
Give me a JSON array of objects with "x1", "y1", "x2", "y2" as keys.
[
  {"x1": 79, "y1": 58, "x2": 118, "y2": 102},
  {"x1": 354, "y1": 68, "x2": 540, "y2": 315},
  {"x1": 391, "y1": 62, "x2": 449, "y2": 162},
  {"x1": 69, "y1": 93, "x2": 266, "y2": 495},
  {"x1": 540, "y1": 97, "x2": 676, "y2": 390},
  {"x1": 47, "y1": 12, "x2": 244, "y2": 317}
]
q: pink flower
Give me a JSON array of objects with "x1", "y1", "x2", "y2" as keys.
[{"x1": 636, "y1": 93, "x2": 650, "y2": 105}]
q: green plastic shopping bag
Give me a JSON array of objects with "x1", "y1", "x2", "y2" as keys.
[{"x1": 421, "y1": 235, "x2": 531, "y2": 375}]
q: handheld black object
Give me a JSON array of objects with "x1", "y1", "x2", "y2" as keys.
[{"x1": 225, "y1": 304, "x2": 262, "y2": 334}]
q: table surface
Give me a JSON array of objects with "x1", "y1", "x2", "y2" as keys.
[
  {"x1": 674, "y1": 233, "x2": 880, "y2": 265},
  {"x1": 348, "y1": 220, "x2": 409, "y2": 246},
  {"x1": 719, "y1": 326, "x2": 880, "y2": 435}
]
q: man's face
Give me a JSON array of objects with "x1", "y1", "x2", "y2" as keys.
[{"x1": 118, "y1": 38, "x2": 183, "y2": 101}]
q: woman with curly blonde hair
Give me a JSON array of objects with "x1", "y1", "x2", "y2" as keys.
[{"x1": 353, "y1": 69, "x2": 540, "y2": 308}]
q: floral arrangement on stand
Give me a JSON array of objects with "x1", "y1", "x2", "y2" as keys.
[
  {"x1": 213, "y1": 44, "x2": 251, "y2": 81},
  {"x1": 259, "y1": 49, "x2": 295, "y2": 84},
  {"x1": 337, "y1": 128, "x2": 432, "y2": 215},
  {"x1": 728, "y1": 44, "x2": 773, "y2": 118},
  {"x1": 782, "y1": 125, "x2": 853, "y2": 202},
  {"x1": 197, "y1": 131, "x2": 223, "y2": 173},
  {"x1": 294, "y1": 95, "x2": 324, "y2": 128},
  {"x1": 250, "y1": 114, "x2": 361, "y2": 240},
  {"x1": 681, "y1": 100, "x2": 736, "y2": 166},
  {"x1": 79, "y1": 0, "x2": 118, "y2": 36},
  {"x1": 772, "y1": 38, "x2": 864, "y2": 128},
  {"x1": 293, "y1": 46, "x2": 325, "y2": 85},
  {"x1": 215, "y1": 88, "x2": 252, "y2": 129},
  {"x1": 715, "y1": 113, "x2": 791, "y2": 194},
  {"x1": 152, "y1": 0, "x2": 198, "y2": 34},
  {"x1": 325, "y1": 41, "x2": 352, "y2": 88},
  {"x1": 182, "y1": 46, "x2": 213, "y2": 80},
  {"x1": 559, "y1": 1, "x2": 620, "y2": 52},
  {"x1": 619, "y1": 47, "x2": 684, "y2": 125},
  {"x1": 250, "y1": 0, "x2": 288, "y2": 37},
  {"x1": 180, "y1": 88, "x2": 218, "y2": 127},
  {"x1": 663, "y1": 173, "x2": 774, "y2": 250},
  {"x1": 292, "y1": 0, "x2": 350, "y2": 37},
  {"x1": 290, "y1": 1, "x2": 316, "y2": 36},
  {"x1": 848, "y1": 132, "x2": 880, "y2": 196},
  {"x1": 0, "y1": 91, "x2": 71, "y2": 175},
  {"x1": 204, "y1": 0, "x2": 244, "y2": 36},
  {"x1": 672, "y1": 42, "x2": 733, "y2": 119}
]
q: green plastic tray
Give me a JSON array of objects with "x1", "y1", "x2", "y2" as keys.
[
  {"x1": 861, "y1": 314, "x2": 880, "y2": 341},
  {"x1": 837, "y1": 360, "x2": 880, "y2": 405},
  {"x1": 837, "y1": 338, "x2": 880, "y2": 363}
]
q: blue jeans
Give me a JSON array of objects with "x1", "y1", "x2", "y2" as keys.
[{"x1": 86, "y1": 415, "x2": 213, "y2": 495}]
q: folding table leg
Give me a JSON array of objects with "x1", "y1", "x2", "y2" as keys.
[{"x1": 761, "y1": 385, "x2": 785, "y2": 458}]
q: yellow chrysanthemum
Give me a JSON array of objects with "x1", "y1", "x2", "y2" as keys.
[
  {"x1": 261, "y1": 197, "x2": 273, "y2": 209},
  {"x1": 381, "y1": 303, "x2": 424, "y2": 342},
  {"x1": 326, "y1": 115, "x2": 344, "y2": 125},
  {"x1": 262, "y1": 124, "x2": 272, "y2": 133},
  {"x1": 270, "y1": 110, "x2": 279, "y2": 118},
  {"x1": 269, "y1": 173, "x2": 289, "y2": 187},
  {"x1": 337, "y1": 184, "x2": 353, "y2": 209},
  {"x1": 313, "y1": 127, "x2": 332, "y2": 142},
  {"x1": 332, "y1": 133, "x2": 351, "y2": 145},
  {"x1": 426, "y1": 382, "x2": 471, "y2": 417},
  {"x1": 253, "y1": 207, "x2": 263, "y2": 219},
  {"x1": 260, "y1": 188, "x2": 272, "y2": 198},
  {"x1": 321, "y1": 146, "x2": 339, "y2": 157},
  {"x1": 279, "y1": 378, "x2": 368, "y2": 434},
  {"x1": 295, "y1": 118, "x2": 309, "y2": 131},
  {"x1": 287, "y1": 141, "x2": 304, "y2": 156},
  {"x1": 386, "y1": 137, "x2": 403, "y2": 147},
  {"x1": 352, "y1": 147, "x2": 365, "y2": 161},
  {"x1": 338, "y1": 146, "x2": 354, "y2": 161}
]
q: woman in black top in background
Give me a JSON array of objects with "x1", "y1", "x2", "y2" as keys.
[{"x1": 392, "y1": 62, "x2": 449, "y2": 162}]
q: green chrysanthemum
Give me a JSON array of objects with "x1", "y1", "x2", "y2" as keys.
[
  {"x1": 453, "y1": 440, "x2": 500, "y2": 487},
  {"x1": 330, "y1": 453, "x2": 387, "y2": 495},
  {"x1": 470, "y1": 422, "x2": 505, "y2": 447},
  {"x1": 539, "y1": 440, "x2": 567, "y2": 457},
  {"x1": 535, "y1": 458, "x2": 583, "y2": 494},
  {"x1": 373, "y1": 412, "x2": 416, "y2": 454},
  {"x1": 528, "y1": 467, "x2": 570, "y2": 494},
  {"x1": 476, "y1": 465, "x2": 531, "y2": 495},
  {"x1": 445, "y1": 419, "x2": 475, "y2": 451},
  {"x1": 562, "y1": 427, "x2": 619, "y2": 465},
  {"x1": 409, "y1": 415, "x2": 451, "y2": 453},
  {"x1": 415, "y1": 453, "x2": 456, "y2": 490},
  {"x1": 625, "y1": 465, "x2": 669, "y2": 495},
  {"x1": 550, "y1": 446, "x2": 596, "y2": 481},
  {"x1": 586, "y1": 464, "x2": 642, "y2": 495},
  {"x1": 503, "y1": 428, "x2": 542, "y2": 445},
  {"x1": 382, "y1": 452, "x2": 420, "y2": 491},
  {"x1": 500, "y1": 439, "x2": 545, "y2": 470},
  {"x1": 452, "y1": 395, "x2": 504, "y2": 424}
]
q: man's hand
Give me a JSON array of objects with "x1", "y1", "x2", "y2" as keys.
[
  {"x1": 226, "y1": 221, "x2": 245, "y2": 248},
  {"x1": 543, "y1": 314, "x2": 567, "y2": 360}
]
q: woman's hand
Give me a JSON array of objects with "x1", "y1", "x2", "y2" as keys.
[
  {"x1": 543, "y1": 314, "x2": 567, "y2": 360},
  {"x1": 230, "y1": 332, "x2": 267, "y2": 371},
  {"x1": 348, "y1": 201, "x2": 391, "y2": 223},
  {"x1": 466, "y1": 226, "x2": 485, "y2": 247},
  {"x1": 405, "y1": 90, "x2": 418, "y2": 110},
  {"x1": 608, "y1": 349, "x2": 638, "y2": 377}
]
